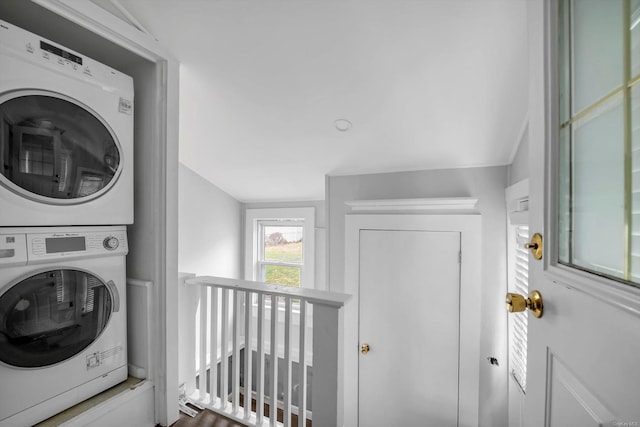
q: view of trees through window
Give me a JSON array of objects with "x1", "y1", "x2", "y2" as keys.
[{"x1": 260, "y1": 224, "x2": 304, "y2": 287}]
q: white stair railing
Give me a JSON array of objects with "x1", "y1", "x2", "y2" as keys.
[{"x1": 182, "y1": 276, "x2": 349, "y2": 427}]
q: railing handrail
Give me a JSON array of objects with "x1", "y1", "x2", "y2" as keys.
[{"x1": 185, "y1": 276, "x2": 350, "y2": 308}]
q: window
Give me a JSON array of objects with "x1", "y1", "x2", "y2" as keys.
[
  {"x1": 245, "y1": 208, "x2": 315, "y2": 288},
  {"x1": 557, "y1": 0, "x2": 640, "y2": 286},
  {"x1": 258, "y1": 221, "x2": 304, "y2": 287}
]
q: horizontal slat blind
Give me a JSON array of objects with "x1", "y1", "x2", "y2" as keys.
[{"x1": 510, "y1": 225, "x2": 529, "y2": 393}]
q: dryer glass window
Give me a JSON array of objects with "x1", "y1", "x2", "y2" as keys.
[
  {"x1": 0, "y1": 94, "x2": 121, "y2": 202},
  {"x1": 0, "y1": 269, "x2": 113, "y2": 367}
]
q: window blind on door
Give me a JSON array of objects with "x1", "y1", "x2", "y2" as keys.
[{"x1": 510, "y1": 224, "x2": 529, "y2": 394}]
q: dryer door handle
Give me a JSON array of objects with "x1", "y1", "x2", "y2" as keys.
[{"x1": 106, "y1": 280, "x2": 120, "y2": 312}]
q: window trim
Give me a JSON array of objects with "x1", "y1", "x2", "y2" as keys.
[{"x1": 244, "y1": 207, "x2": 315, "y2": 289}]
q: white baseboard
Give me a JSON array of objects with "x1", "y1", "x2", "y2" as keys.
[{"x1": 61, "y1": 380, "x2": 155, "y2": 427}]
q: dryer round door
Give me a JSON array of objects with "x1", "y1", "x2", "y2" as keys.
[
  {"x1": 0, "y1": 91, "x2": 123, "y2": 204},
  {"x1": 0, "y1": 269, "x2": 117, "y2": 368}
]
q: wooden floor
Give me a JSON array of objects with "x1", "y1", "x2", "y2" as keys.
[
  {"x1": 169, "y1": 409, "x2": 245, "y2": 427},
  {"x1": 169, "y1": 396, "x2": 312, "y2": 427}
]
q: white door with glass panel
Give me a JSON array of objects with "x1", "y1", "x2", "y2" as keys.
[{"x1": 521, "y1": 1, "x2": 640, "y2": 426}]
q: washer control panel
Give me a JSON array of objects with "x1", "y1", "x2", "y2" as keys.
[{"x1": 0, "y1": 226, "x2": 128, "y2": 265}]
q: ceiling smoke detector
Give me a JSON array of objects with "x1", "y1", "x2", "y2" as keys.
[{"x1": 334, "y1": 119, "x2": 352, "y2": 132}]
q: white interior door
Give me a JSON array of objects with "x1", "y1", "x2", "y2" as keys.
[
  {"x1": 524, "y1": 1, "x2": 640, "y2": 426},
  {"x1": 358, "y1": 230, "x2": 461, "y2": 426},
  {"x1": 344, "y1": 214, "x2": 481, "y2": 427}
]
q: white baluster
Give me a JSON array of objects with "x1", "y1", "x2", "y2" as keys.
[
  {"x1": 256, "y1": 293, "x2": 265, "y2": 424},
  {"x1": 269, "y1": 296, "x2": 279, "y2": 426},
  {"x1": 232, "y1": 289, "x2": 242, "y2": 413},
  {"x1": 297, "y1": 301, "x2": 307, "y2": 427},
  {"x1": 184, "y1": 276, "x2": 349, "y2": 427},
  {"x1": 198, "y1": 286, "x2": 207, "y2": 403},
  {"x1": 311, "y1": 303, "x2": 341, "y2": 427},
  {"x1": 244, "y1": 291, "x2": 253, "y2": 419},
  {"x1": 221, "y1": 289, "x2": 230, "y2": 408},
  {"x1": 283, "y1": 297, "x2": 292, "y2": 427},
  {"x1": 209, "y1": 287, "x2": 219, "y2": 405}
]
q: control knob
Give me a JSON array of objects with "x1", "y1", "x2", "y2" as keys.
[{"x1": 103, "y1": 236, "x2": 119, "y2": 250}]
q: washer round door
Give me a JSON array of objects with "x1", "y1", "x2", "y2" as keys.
[
  {"x1": 0, "y1": 91, "x2": 122, "y2": 204},
  {"x1": 0, "y1": 269, "x2": 116, "y2": 368}
]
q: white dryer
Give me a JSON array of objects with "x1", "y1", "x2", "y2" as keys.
[
  {"x1": 0, "y1": 226, "x2": 128, "y2": 426},
  {"x1": 0, "y1": 19, "x2": 133, "y2": 226}
]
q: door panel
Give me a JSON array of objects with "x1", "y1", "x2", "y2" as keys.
[
  {"x1": 525, "y1": 1, "x2": 640, "y2": 426},
  {"x1": 358, "y1": 230, "x2": 461, "y2": 426},
  {"x1": 547, "y1": 354, "x2": 616, "y2": 427}
]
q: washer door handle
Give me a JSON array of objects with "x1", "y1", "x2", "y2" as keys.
[{"x1": 106, "y1": 280, "x2": 120, "y2": 312}]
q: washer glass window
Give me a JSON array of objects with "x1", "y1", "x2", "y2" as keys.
[
  {"x1": 0, "y1": 93, "x2": 121, "y2": 203},
  {"x1": 0, "y1": 269, "x2": 113, "y2": 367}
]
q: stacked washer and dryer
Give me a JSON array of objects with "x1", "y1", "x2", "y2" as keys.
[{"x1": 0, "y1": 20, "x2": 134, "y2": 426}]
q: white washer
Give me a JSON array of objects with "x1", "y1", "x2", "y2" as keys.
[
  {"x1": 0, "y1": 226, "x2": 128, "y2": 426},
  {"x1": 0, "y1": 19, "x2": 133, "y2": 226}
]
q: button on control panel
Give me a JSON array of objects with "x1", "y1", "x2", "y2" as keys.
[
  {"x1": 31, "y1": 238, "x2": 45, "y2": 256},
  {"x1": 103, "y1": 236, "x2": 119, "y2": 250}
]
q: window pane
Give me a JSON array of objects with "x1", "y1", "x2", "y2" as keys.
[
  {"x1": 558, "y1": 0, "x2": 571, "y2": 125},
  {"x1": 631, "y1": 84, "x2": 640, "y2": 280},
  {"x1": 261, "y1": 265, "x2": 301, "y2": 287},
  {"x1": 571, "y1": 95, "x2": 625, "y2": 278},
  {"x1": 558, "y1": 126, "x2": 571, "y2": 264},
  {"x1": 262, "y1": 225, "x2": 303, "y2": 263},
  {"x1": 572, "y1": 0, "x2": 623, "y2": 114},
  {"x1": 631, "y1": 0, "x2": 640, "y2": 77},
  {"x1": 558, "y1": 0, "x2": 639, "y2": 286}
]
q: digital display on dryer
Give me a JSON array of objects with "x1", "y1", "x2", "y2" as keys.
[
  {"x1": 40, "y1": 41, "x2": 83, "y2": 65},
  {"x1": 45, "y1": 236, "x2": 86, "y2": 253}
]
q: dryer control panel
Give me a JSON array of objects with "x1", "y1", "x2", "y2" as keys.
[
  {"x1": 0, "y1": 19, "x2": 133, "y2": 93},
  {"x1": 0, "y1": 226, "x2": 128, "y2": 266}
]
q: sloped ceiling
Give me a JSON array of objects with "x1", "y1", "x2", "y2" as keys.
[{"x1": 111, "y1": 0, "x2": 529, "y2": 202}]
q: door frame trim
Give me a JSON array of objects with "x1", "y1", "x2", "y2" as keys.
[{"x1": 344, "y1": 214, "x2": 481, "y2": 427}]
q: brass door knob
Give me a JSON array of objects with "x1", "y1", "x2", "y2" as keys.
[
  {"x1": 505, "y1": 290, "x2": 544, "y2": 318},
  {"x1": 361, "y1": 344, "x2": 370, "y2": 355}
]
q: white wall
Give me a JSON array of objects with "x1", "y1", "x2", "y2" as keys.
[
  {"x1": 179, "y1": 163, "x2": 242, "y2": 278},
  {"x1": 508, "y1": 126, "x2": 530, "y2": 187},
  {"x1": 327, "y1": 166, "x2": 509, "y2": 427},
  {"x1": 178, "y1": 164, "x2": 241, "y2": 394}
]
